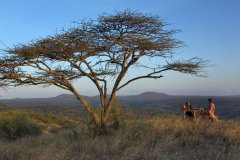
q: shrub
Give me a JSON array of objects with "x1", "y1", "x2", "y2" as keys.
[{"x1": 0, "y1": 111, "x2": 42, "y2": 140}]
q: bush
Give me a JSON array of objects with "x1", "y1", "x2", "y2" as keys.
[{"x1": 0, "y1": 111, "x2": 42, "y2": 140}]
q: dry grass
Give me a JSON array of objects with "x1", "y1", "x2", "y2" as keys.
[
  {"x1": 0, "y1": 115, "x2": 239, "y2": 160},
  {"x1": 0, "y1": 109, "x2": 81, "y2": 134}
]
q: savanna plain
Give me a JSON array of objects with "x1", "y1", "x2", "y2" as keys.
[{"x1": 0, "y1": 104, "x2": 239, "y2": 160}]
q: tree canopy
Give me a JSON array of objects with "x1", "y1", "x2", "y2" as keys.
[{"x1": 0, "y1": 10, "x2": 206, "y2": 128}]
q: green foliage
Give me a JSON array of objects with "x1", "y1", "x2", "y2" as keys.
[{"x1": 0, "y1": 110, "x2": 41, "y2": 140}]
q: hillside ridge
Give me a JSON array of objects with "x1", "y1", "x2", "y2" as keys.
[{"x1": 1, "y1": 92, "x2": 240, "y2": 118}]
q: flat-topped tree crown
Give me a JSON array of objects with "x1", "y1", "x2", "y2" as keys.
[{"x1": 0, "y1": 10, "x2": 206, "y2": 129}]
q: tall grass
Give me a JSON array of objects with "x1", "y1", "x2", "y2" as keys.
[
  {"x1": 0, "y1": 109, "x2": 81, "y2": 140},
  {"x1": 0, "y1": 114, "x2": 239, "y2": 160}
]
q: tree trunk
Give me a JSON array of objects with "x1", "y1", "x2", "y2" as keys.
[{"x1": 70, "y1": 87, "x2": 101, "y2": 128}]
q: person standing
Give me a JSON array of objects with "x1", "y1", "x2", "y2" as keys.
[{"x1": 207, "y1": 98, "x2": 219, "y2": 122}]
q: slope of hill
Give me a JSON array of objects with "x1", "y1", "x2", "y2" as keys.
[{"x1": 1, "y1": 92, "x2": 240, "y2": 118}]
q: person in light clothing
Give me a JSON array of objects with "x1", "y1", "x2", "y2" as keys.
[{"x1": 207, "y1": 98, "x2": 219, "y2": 122}]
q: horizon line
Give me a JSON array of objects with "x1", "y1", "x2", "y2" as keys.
[{"x1": 1, "y1": 91, "x2": 240, "y2": 100}]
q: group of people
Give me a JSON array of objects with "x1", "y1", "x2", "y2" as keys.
[{"x1": 180, "y1": 98, "x2": 219, "y2": 122}]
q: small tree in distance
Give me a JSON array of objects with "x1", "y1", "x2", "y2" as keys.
[{"x1": 0, "y1": 10, "x2": 206, "y2": 129}]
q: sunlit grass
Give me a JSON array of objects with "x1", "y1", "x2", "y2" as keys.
[
  {"x1": 0, "y1": 112, "x2": 239, "y2": 160},
  {"x1": 0, "y1": 109, "x2": 81, "y2": 138}
]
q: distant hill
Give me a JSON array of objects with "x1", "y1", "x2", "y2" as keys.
[{"x1": 0, "y1": 92, "x2": 240, "y2": 118}]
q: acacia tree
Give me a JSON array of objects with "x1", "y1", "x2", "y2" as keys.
[{"x1": 0, "y1": 11, "x2": 206, "y2": 129}]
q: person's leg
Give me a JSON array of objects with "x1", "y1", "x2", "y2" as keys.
[{"x1": 210, "y1": 113, "x2": 219, "y2": 122}]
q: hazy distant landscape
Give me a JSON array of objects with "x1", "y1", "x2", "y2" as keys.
[{"x1": 1, "y1": 92, "x2": 240, "y2": 118}]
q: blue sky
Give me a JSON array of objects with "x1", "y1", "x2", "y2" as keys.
[{"x1": 0, "y1": 0, "x2": 240, "y2": 98}]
